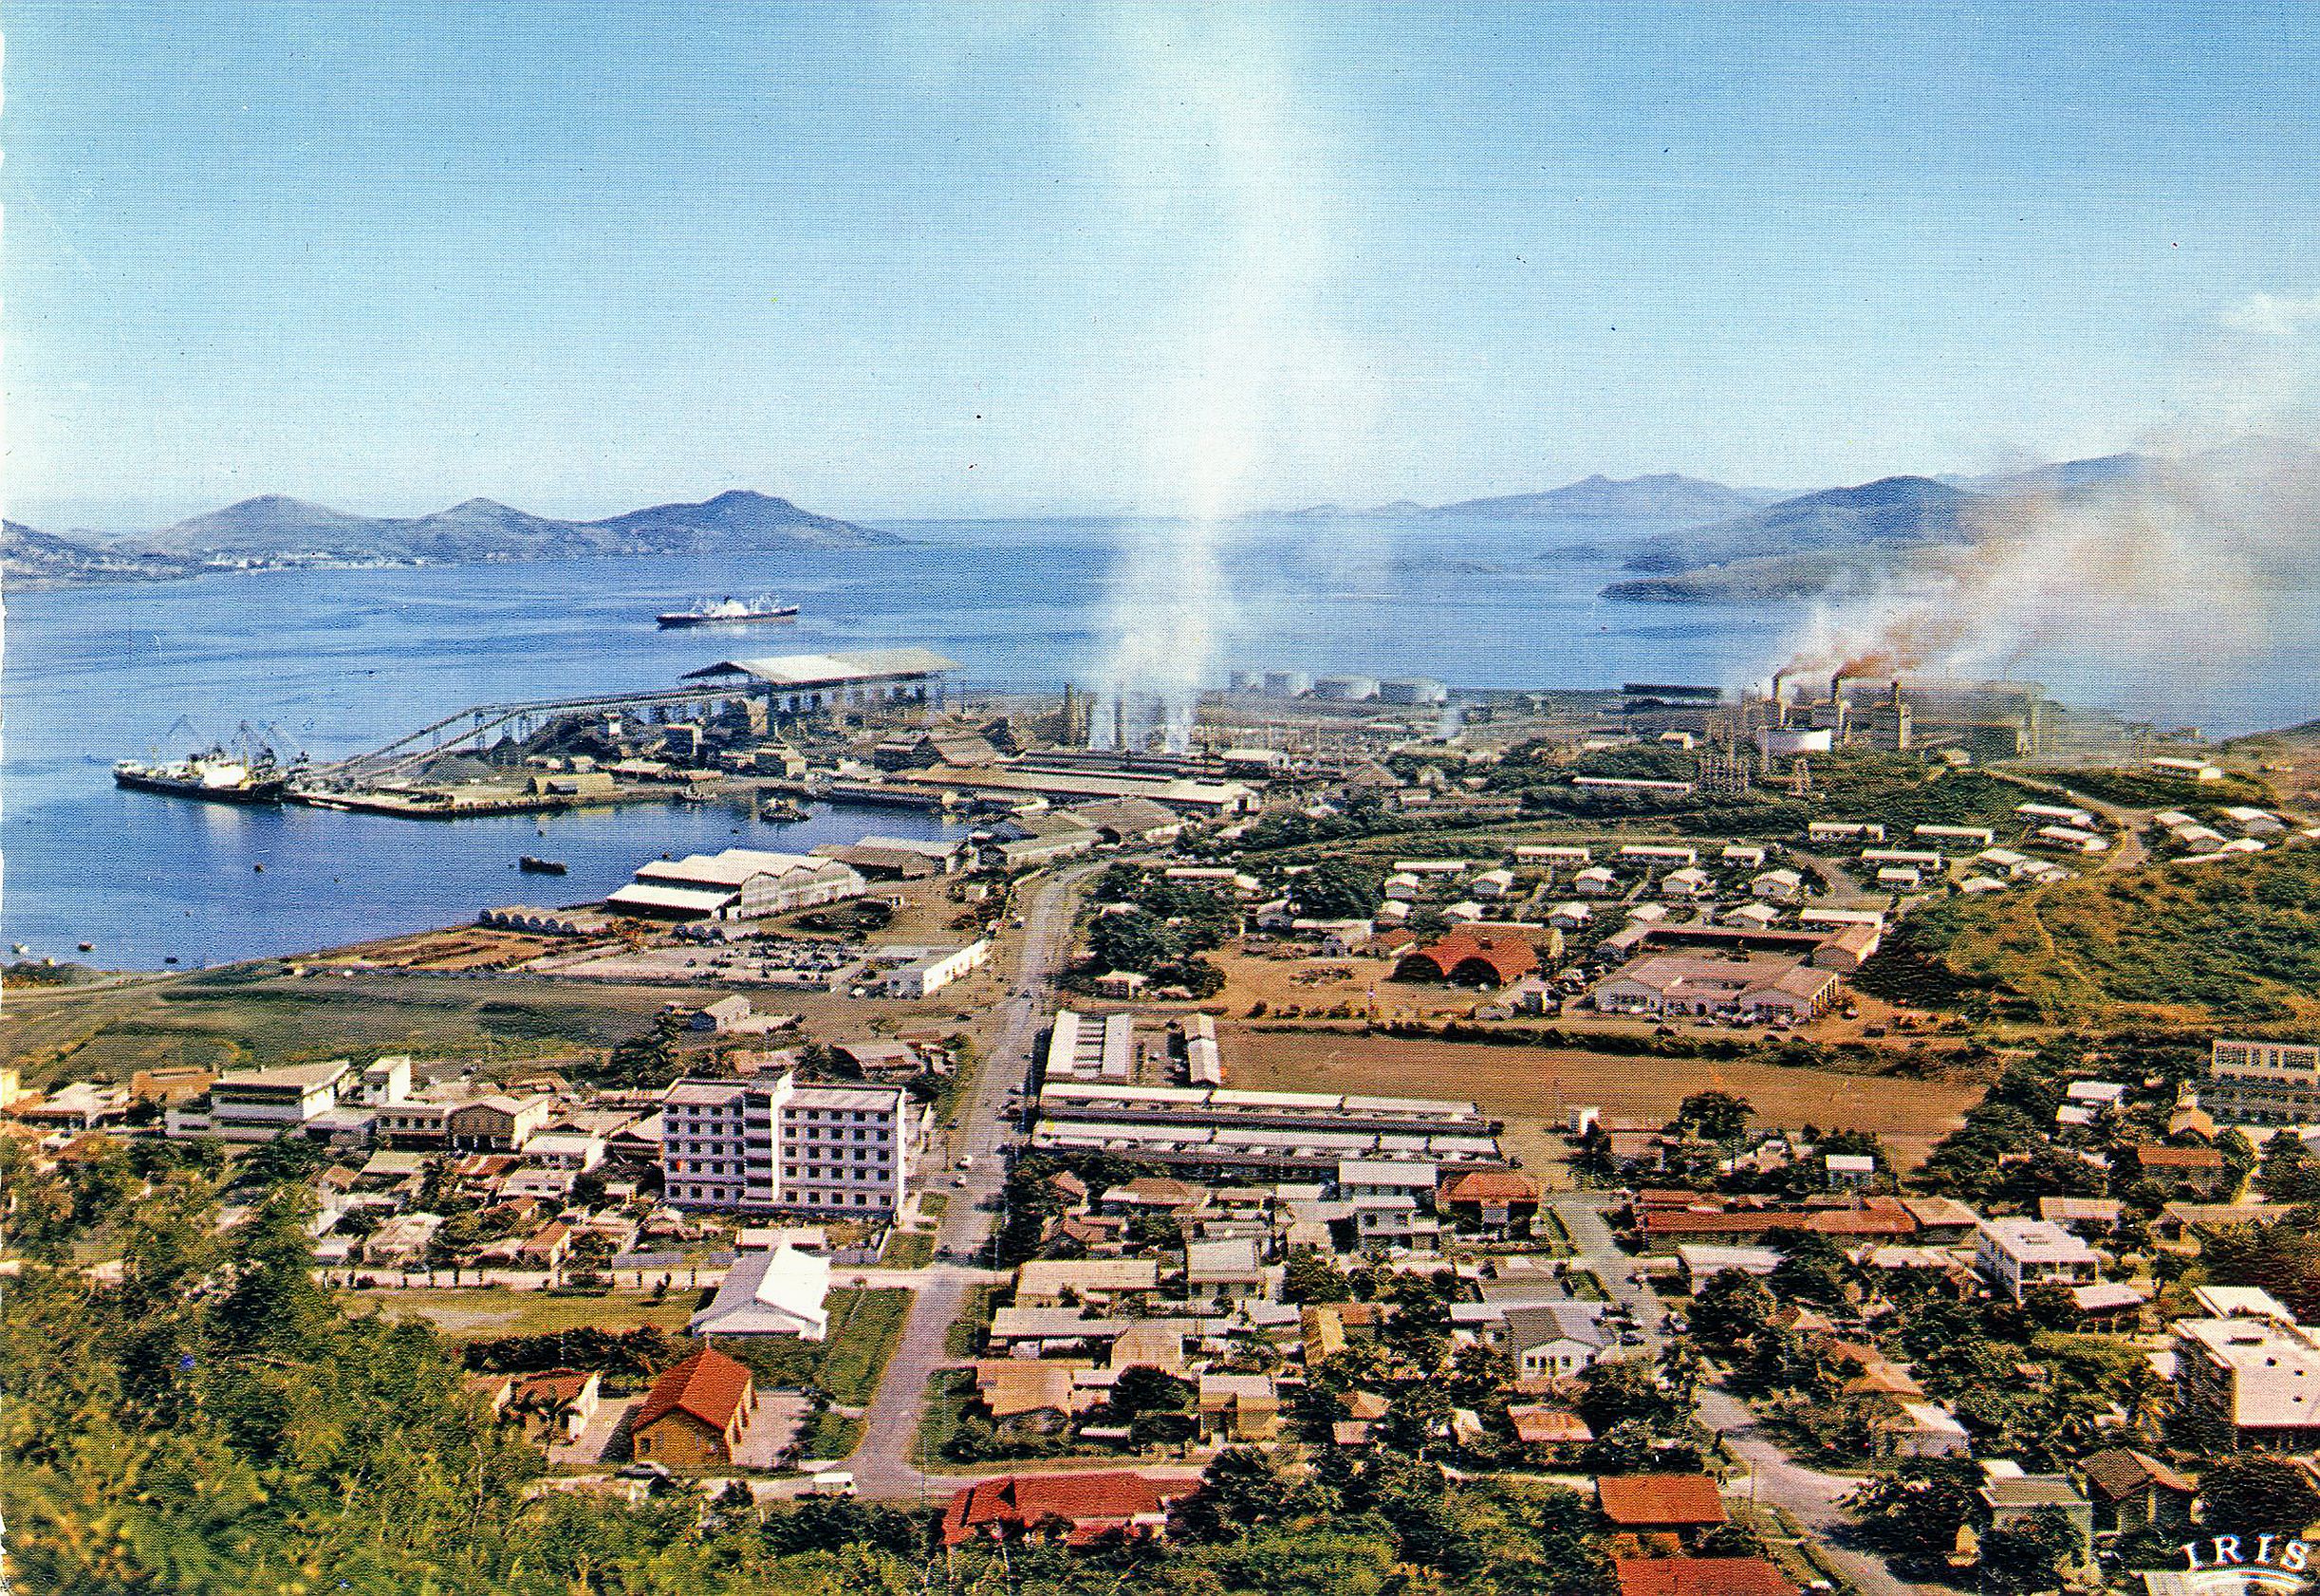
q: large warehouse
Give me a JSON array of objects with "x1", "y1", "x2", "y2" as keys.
[
  {"x1": 680, "y1": 647, "x2": 958, "y2": 714},
  {"x1": 606, "y1": 848, "x2": 866, "y2": 920}
]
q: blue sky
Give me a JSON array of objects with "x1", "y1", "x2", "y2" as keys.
[{"x1": 9, "y1": 2, "x2": 2317, "y2": 527}]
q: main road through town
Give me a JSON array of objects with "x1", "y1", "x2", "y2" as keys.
[
  {"x1": 1550, "y1": 1193, "x2": 1921, "y2": 1596},
  {"x1": 846, "y1": 860, "x2": 1106, "y2": 1501}
]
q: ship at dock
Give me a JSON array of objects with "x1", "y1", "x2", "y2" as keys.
[
  {"x1": 656, "y1": 595, "x2": 799, "y2": 628},
  {"x1": 113, "y1": 744, "x2": 299, "y2": 805}
]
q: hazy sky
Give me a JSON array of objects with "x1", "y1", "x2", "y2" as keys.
[{"x1": 9, "y1": 2, "x2": 2317, "y2": 527}]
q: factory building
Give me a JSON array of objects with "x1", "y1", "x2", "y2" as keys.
[
  {"x1": 660, "y1": 1072, "x2": 916, "y2": 1216},
  {"x1": 606, "y1": 848, "x2": 866, "y2": 920},
  {"x1": 679, "y1": 647, "x2": 957, "y2": 715}
]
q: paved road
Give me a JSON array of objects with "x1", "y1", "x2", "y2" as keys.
[
  {"x1": 1550, "y1": 1193, "x2": 1917, "y2": 1596},
  {"x1": 846, "y1": 861, "x2": 1104, "y2": 1501}
]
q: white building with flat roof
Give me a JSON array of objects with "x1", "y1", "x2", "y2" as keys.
[
  {"x1": 1975, "y1": 1217, "x2": 2101, "y2": 1301},
  {"x1": 2202, "y1": 1038, "x2": 2320, "y2": 1124},
  {"x1": 660, "y1": 1073, "x2": 914, "y2": 1216},
  {"x1": 2172, "y1": 1311, "x2": 2320, "y2": 1449}
]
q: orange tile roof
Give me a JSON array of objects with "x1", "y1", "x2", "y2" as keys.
[
  {"x1": 941, "y1": 1471, "x2": 1189, "y2": 1546},
  {"x1": 1597, "y1": 1473, "x2": 1728, "y2": 1528},
  {"x1": 1442, "y1": 1169, "x2": 1544, "y2": 1206},
  {"x1": 631, "y1": 1347, "x2": 752, "y2": 1436},
  {"x1": 1615, "y1": 1557, "x2": 1796, "y2": 1596}
]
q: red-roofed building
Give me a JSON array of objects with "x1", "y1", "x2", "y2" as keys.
[
  {"x1": 1615, "y1": 1557, "x2": 1796, "y2": 1596},
  {"x1": 2127, "y1": 1143, "x2": 2232, "y2": 1197},
  {"x1": 1440, "y1": 1169, "x2": 1544, "y2": 1234},
  {"x1": 1394, "y1": 932, "x2": 1540, "y2": 989},
  {"x1": 940, "y1": 1471, "x2": 1193, "y2": 1548},
  {"x1": 629, "y1": 1347, "x2": 757, "y2": 1467},
  {"x1": 1596, "y1": 1474, "x2": 1728, "y2": 1532}
]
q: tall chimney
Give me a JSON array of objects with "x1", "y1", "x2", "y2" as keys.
[{"x1": 1829, "y1": 673, "x2": 1846, "y2": 703}]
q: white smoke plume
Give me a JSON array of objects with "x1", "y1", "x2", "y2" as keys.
[
  {"x1": 1772, "y1": 436, "x2": 2320, "y2": 719},
  {"x1": 1078, "y1": 13, "x2": 1371, "y2": 752}
]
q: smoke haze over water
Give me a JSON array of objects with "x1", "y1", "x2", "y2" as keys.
[{"x1": 1772, "y1": 434, "x2": 2320, "y2": 729}]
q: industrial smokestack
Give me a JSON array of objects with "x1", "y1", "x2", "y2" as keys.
[{"x1": 1829, "y1": 673, "x2": 1846, "y2": 703}]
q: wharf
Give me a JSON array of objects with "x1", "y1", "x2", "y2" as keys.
[{"x1": 288, "y1": 788, "x2": 573, "y2": 820}]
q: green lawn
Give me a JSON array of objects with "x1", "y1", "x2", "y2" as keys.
[
  {"x1": 813, "y1": 1286, "x2": 913, "y2": 1406},
  {"x1": 944, "y1": 1284, "x2": 1001, "y2": 1359},
  {"x1": 910, "y1": 1369, "x2": 973, "y2": 1467},
  {"x1": 884, "y1": 1229, "x2": 936, "y2": 1270}
]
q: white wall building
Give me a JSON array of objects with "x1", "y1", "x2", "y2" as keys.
[
  {"x1": 660, "y1": 1073, "x2": 914, "y2": 1216},
  {"x1": 1975, "y1": 1217, "x2": 2101, "y2": 1301}
]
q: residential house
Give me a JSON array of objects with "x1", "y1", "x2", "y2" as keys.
[
  {"x1": 1502, "y1": 1302, "x2": 1611, "y2": 1382},
  {"x1": 1977, "y1": 1462, "x2": 2092, "y2": 1570},
  {"x1": 1613, "y1": 1558, "x2": 1795, "y2": 1596},
  {"x1": 2126, "y1": 1143, "x2": 2233, "y2": 1197},
  {"x1": 628, "y1": 1347, "x2": 758, "y2": 1467},
  {"x1": 1439, "y1": 1169, "x2": 1543, "y2": 1236},
  {"x1": 1013, "y1": 1257, "x2": 1161, "y2": 1310},
  {"x1": 2077, "y1": 1449, "x2": 2196, "y2": 1535},
  {"x1": 688, "y1": 1243, "x2": 832, "y2": 1339},
  {"x1": 1197, "y1": 1373, "x2": 1282, "y2": 1442},
  {"x1": 1974, "y1": 1218, "x2": 2101, "y2": 1302},
  {"x1": 940, "y1": 1472, "x2": 1191, "y2": 1548},
  {"x1": 1596, "y1": 1473, "x2": 1728, "y2": 1535}
]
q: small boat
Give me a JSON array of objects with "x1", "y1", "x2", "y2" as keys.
[
  {"x1": 77, "y1": 941, "x2": 94, "y2": 953},
  {"x1": 657, "y1": 595, "x2": 799, "y2": 628},
  {"x1": 760, "y1": 798, "x2": 810, "y2": 824},
  {"x1": 518, "y1": 855, "x2": 568, "y2": 876}
]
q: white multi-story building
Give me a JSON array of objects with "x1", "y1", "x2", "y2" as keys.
[
  {"x1": 2202, "y1": 1038, "x2": 2320, "y2": 1125},
  {"x1": 2172, "y1": 1308, "x2": 2320, "y2": 1450},
  {"x1": 169, "y1": 1059, "x2": 350, "y2": 1141},
  {"x1": 1975, "y1": 1217, "x2": 2101, "y2": 1301},
  {"x1": 659, "y1": 1073, "x2": 914, "y2": 1216}
]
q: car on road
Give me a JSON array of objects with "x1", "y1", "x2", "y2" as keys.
[{"x1": 618, "y1": 1461, "x2": 672, "y2": 1481}]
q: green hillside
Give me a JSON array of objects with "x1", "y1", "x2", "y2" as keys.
[{"x1": 1859, "y1": 842, "x2": 2320, "y2": 1024}]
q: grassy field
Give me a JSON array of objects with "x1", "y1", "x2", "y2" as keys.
[
  {"x1": 883, "y1": 1230, "x2": 936, "y2": 1270},
  {"x1": 0, "y1": 969, "x2": 697, "y2": 1088},
  {"x1": 1860, "y1": 842, "x2": 2320, "y2": 1024},
  {"x1": 944, "y1": 1285, "x2": 1001, "y2": 1359},
  {"x1": 810, "y1": 1286, "x2": 913, "y2": 1407},
  {"x1": 343, "y1": 1286, "x2": 703, "y2": 1341},
  {"x1": 1222, "y1": 1023, "x2": 1982, "y2": 1171},
  {"x1": 0, "y1": 943, "x2": 1026, "y2": 1090}
]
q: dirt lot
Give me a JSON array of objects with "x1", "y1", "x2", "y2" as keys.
[{"x1": 1219, "y1": 1023, "x2": 1981, "y2": 1177}]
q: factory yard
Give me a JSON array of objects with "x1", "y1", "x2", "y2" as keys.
[{"x1": 1218, "y1": 1021, "x2": 1983, "y2": 1175}]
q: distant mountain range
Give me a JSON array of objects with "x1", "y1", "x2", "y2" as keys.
[
  {"x1": 1599, "y1": 455, "x2": 2169, "y2": 603},
  {"x1": 1281, "y1": 473, "x2": 1776, "y2": 527},
  {"x1": 4, "y1": 490, "x2": 898, "y2": 588},
  {"x1": 1, "y1": 521, "x2": 205, "y2": 588}
]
